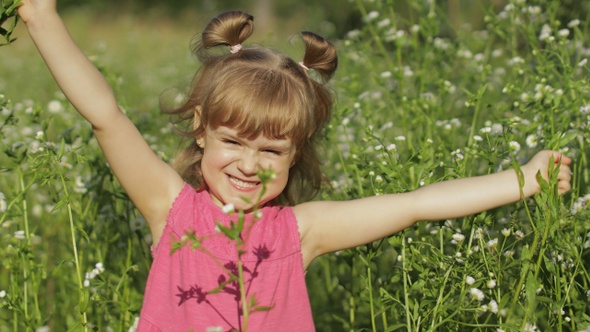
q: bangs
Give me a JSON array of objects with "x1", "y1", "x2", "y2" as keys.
[{"x1": 203, "y1": 67, "x2": 313, "y2": 145}]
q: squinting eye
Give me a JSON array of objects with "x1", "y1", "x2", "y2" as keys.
[{"x1": 222, "y1": 139, "x2": 239, "y2": 145}]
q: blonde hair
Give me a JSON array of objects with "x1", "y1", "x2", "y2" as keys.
[{"x1": 163, "y1": 11, "x2": 338, "y2": 205}]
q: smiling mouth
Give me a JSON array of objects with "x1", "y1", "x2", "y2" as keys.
[{"x1": 228, "y1": 175, "x2": 260, "y2": 189}]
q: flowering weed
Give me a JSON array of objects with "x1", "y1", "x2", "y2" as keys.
[{"x1": 1, "y1": 0, "x2": 589, "y2": 331}]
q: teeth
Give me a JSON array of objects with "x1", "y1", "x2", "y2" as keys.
[{"x1": 229, "y1": 176, "x2": 258, "y2": 188}]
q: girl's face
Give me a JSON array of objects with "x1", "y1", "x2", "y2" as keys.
[{"x1": 200, "y1": 125, "x2": 296, "y2": 212}]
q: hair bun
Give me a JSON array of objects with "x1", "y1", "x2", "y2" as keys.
[
  {"x1": 195, "y1": 11, "x2": 254, "y2": 58},
  {"x1": 300, "y1": 31, "x2": 338, "y2": 83}
]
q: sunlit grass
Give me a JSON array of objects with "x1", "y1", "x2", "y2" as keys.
[{"x1": 1, "y1": 1, "x2": 589, "y2": 331}]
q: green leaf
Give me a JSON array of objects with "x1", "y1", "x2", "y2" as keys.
[{"x1": 79, "y1": 288, "x2": 90, "y2": 314}]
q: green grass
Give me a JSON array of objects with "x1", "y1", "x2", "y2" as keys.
[{"x1": 1, "y1": 1, "x2": 590, "y2": 331}]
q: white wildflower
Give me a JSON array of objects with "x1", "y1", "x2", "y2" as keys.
[
  {"x1": 14, "y1": 230, "x2": 26, "y2": 240},
  {"x1": 466, "y1": 276, "x2": 475, "y2": 285},
  {"x1": 377, "y1": 18, "x2": 390, "y2": 28},
  {"x1": 523, "y1": 323, "x2": 538, "y2": 332},
  {"x1": 509, "y1": 141, "x2": 521, "y2": 153},
  {"x1": 221, "y1": 203, "x2": 235, "y2": 214},
  {"x1": 47, "y1": 100, "x2": 63, "y2": 114},
  {"x1": 130, "y1": 217, "x2": 145, "y2": 231},
  {"x1": 433, "y1": 38, "x2": 450, "y2": 50},
  {"x1": 487, "y1": 238, "x2": 499, "y2": 248},
  {"x1": 539, "y1": 24, "x2": 553, "y2": 41},
  {"x1": 452, "y1": 233, "x2": 465, "y2": 242},
  {"x1": 375, "y1": 175, "x2": 383, "y2": 183},
  {"x1": 489, "y1": 300, "x2": 499, "y2": 314},
  {"x1": 403, "y1": 66, "x2": 414, "y2": 77},
  {"x1": 128, "y1": 317, "x2": 140, "y2": 332},
  {"x1": 571, "y1": 194, "x2": 590, "y2": 215},
  {"x1": 501, "y1": 228, "x2": 511, "y2": 237},
  {"x1": 395, "y1": 136, "x2": 406, "y2": 141},
  {"x1": 526, "y1": 134, "x2": 538, "y2": 148},
  {"x1": 567, "y1": 19, "x2": 580, "y2": 28},
  {"x1": 507, "y1": 56, "x2": 524, "y2": 66},
  {"x1": 0, "y1": 290, "x2": 6, "y2": 298},
  {"x1": 74, "y1": 176, "x2": 87, "y2": 194},
  {"x1": 206, "y1": 326, "x2": 223, "y2": 332},
  {"x1": 35, "y1": 131, "x2": 44, "y2": 140},
  {"x1": 487, "y1": 279, "x2": 497, "y2": 289},
  {"x1": 558, "y1": 29, "x2": 570, "y2": 38},
  {"x1": 347, "y1": 30, "x2": 361, "y2": 39},
  {"x1": 0, "y1": 192, "x2": 6, "y2": 213},
  {"x1": 341, "y1": 118, "x2": 350, "y2": 126},
  {"x1": 380, "y1": 71, "x2": 392, "y2": 78},
  {"x1": 469, "y1": 287, "x2": 485, "y2": 301},
  {"x1": 365, "y1": 11, "x2": 379, "y2": 22},
  {"x1": 578, "y1": 58, "x2": 588, "y2": 67},
  {"x1": 386, "y1": 144, "x2": 397, "y2": 151}
]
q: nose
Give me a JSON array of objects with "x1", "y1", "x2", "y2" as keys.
[{"x1": 237, "y1": 150, "x2": 260, "y2": 176}]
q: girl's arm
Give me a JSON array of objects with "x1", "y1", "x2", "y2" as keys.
[
  {"x1": 295, "y1": 150, "x2": 572, "y2": 267},
  {"x1": 18, "y1": 1, "x2": 184, "y2": 242}
]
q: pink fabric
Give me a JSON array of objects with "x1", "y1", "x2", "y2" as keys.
[{"x1": 137, "y1": 183, "x2": 314, "y2": 331}]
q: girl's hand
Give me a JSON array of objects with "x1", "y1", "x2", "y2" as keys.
[
  {"x1": 521, "y1": 150, "x2": 572, "y2": 196},
  {"x1": 17, "y1": 0, "x2": 57, "y2": 25}
]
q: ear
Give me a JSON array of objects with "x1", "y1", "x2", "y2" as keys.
[{"x1": 194, "y1": 106, "x2": 206, "y2": 147}]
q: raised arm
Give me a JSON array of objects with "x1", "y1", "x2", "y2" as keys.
[
  {"x1": 18, "y1": 0, "x2": 184, "y2": 243},
  {"x1": 296, "y1": 150, "x2": 572, "y2": 267}
]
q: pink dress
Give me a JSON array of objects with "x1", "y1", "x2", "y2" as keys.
[{"x1": 137, "y1": 184, "x2": 315, "y2": 331}]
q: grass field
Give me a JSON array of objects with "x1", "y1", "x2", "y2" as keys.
[{"x1": 1, "y1": 1, "x2": 590, "y2": 331}]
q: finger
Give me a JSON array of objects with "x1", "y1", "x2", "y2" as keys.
[
  {"x1": 558, "y1": 181, "x2": 571, "y2": 195},
  {"x1": 553, "y1": 152, "x2": 572, "y2": 165}
]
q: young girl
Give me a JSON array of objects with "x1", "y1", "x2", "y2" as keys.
[{"x1": 17, "y1": 1, "x2": 572, "y2": 331}]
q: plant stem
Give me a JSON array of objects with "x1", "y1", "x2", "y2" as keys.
[
  {"x1": 238, "y1": 256, "x2": 249, "y2": 331},
  {"x1": 58, "y1": 172, "x2": 88, "y2": 331},
  {"x1": 401, "y1": 235, "x2": 412, "y2": 330}
]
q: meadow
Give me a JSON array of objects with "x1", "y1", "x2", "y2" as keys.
[{"x1": 1, "y1": 0, "x2": 590, "y2": 331}]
